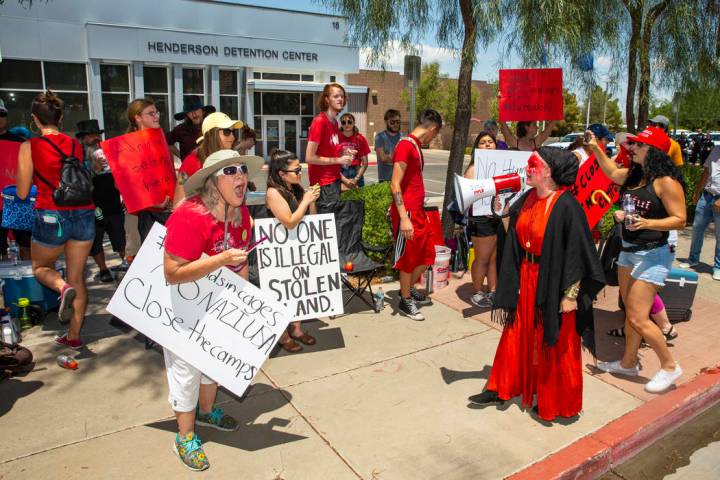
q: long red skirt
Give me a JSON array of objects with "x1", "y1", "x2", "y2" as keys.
[{"x1": 486, "y1": 260, "x2": 583, "y2": 421}]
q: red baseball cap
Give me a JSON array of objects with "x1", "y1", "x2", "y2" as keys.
[{"x1": 625, "y1": 126, "x2": 671, "y2": 153}]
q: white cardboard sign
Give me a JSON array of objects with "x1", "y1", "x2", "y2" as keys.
[
  {"x1": 472, "y1": 149, "x2": 532, "y2": 216},
  {"x1": 107, "y1": 223, "x2": 292, "y2": 398},
  {"x1": 254, "y1": 213, "x2": 344, "y2": 321}
]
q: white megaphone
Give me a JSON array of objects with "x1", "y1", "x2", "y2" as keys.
[{"x1": 454, "y1": 172, "x2": 526, "y2": 213}]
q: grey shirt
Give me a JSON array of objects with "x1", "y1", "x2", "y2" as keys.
[
  {"x1": 374, "y1": 130, "x2": 403, "y2": 182},
  {"x1": 704, "y1": 154, "x2": 720, "y2": 195}
]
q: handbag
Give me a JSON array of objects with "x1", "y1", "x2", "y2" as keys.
[
  {"x1": 598, "y1": 222, "x2": 622, "y2": 286},
  {"x1": 1, "y1": 185, "x2": 38, "y2": 231}
]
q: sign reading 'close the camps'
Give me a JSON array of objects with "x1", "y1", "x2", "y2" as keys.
[
  {"x1": 498, "y1": 68, "x2": 564, "y2": 122},
  {"x1": 101, "y1": 128, "x2": 176, "y2": 214},
  {"x1": 569, "y1": 154, "x2": 621, "y2": 228},
  {"x1": 107, "y1": 223, "x2": 291, "y2": 398},
  {"x1": 472, "y1": 149, "x2": 532, "y2": 216},
  {"x1": 255, "y1": 214, "x2": 343, "y2": 321}
]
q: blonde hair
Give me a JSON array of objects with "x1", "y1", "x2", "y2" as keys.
[
  {"x1": 126, "y1": 98, "x2": 156, "y2": 132},
  {"x1": 197, "y1": 128, "x2": 226, "y2": 165}
]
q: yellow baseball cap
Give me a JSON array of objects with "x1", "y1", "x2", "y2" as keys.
[{"x1": 196, "y1": 112, "x2": 244, "y2": 144}]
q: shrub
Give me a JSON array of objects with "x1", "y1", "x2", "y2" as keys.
[
  {"x1": 680, "y1": 163, "x2": 703, "y2": 223},
  {"x1": 340, "y1": 182, "x2": 394, "y2": 261}
]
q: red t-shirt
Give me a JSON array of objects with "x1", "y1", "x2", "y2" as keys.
[
  {"x1": 165, "y1": 197, "x2": 252, "y2": 273},
  {"x1": 393, "y1": 135, "x2": 425, "y2": 211},
  {"x1": 179, "y1": 150, "x2": 202, "y2": 179},
  {"x1": 307, "y1": 112, "x2": 341, "y2": 186},
  {"x1": 338, "y1": 132, "x2": 371, "y2": 167},
  {"x1": 30, "y1": 134, "x2": 94, "y2": 211}
]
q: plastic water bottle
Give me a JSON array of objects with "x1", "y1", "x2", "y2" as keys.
[
  {"x1": 7, "y1": 239, "x2": 19, "y2": 265},
  {"x1": 1, "y1": 309, "x2": 17, "y2": 344},
  {"x1": 623, "y1": 194, "x2": 635, "y2": 227},
  {"x1": 373, "y1": 287, "x2": 385, "y2": 311},
  {"x1": 57, "y1": 354, "x2": 78, "y2": 370}
]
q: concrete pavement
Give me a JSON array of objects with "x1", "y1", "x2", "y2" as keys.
[{"x1": 1, "y1": 224, "x2": 719, "y2": 479}]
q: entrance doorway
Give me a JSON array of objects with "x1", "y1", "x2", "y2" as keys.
[{"x1": 262, "y1": 116, "x2": 299, "y2": 159}]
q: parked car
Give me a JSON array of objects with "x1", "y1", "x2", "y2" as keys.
[
  {"x1": 709, "y1": 132, "x2": 720, "y2": 146},
  {"x1": 547, "y1": 132, "x2": 583, "y2": 149}
]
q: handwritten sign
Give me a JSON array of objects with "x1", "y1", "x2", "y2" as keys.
[
  {"x1": 101, "y1": 128, "x2": 176, "y2": 213},
  {"x1": 472, "y1": 150, "x2": 532, "y2": 216},
  {"x1": 569, "y1": 154, "x2": 620, "y2": 228},
  {"x1": 255, "y1": 214, "x2": 343, "y2": 321},
  {"x1": 107, "y1": 223, "x2": 292, "y2": 398},
  {"x1": 0, "y1": 140, "x2": 21, "y2": 191},
  {"x1": 499, "y1": 68, "x2": 564, "y2": 122}
]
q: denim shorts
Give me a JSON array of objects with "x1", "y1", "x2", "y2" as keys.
[
  {"x1": 32, "y1": 208, "x2": 95, "y2": 247},
  {"x1": 617, "y1": 241, "x2": 674, "y2": 287}
]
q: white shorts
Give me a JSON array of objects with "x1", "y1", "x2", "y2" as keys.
[{"x1": 163, "y1": 348, "x2": 215, "y2": 412}]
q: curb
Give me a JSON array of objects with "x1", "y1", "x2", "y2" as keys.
[{"x1": 506, "y1": 366, "x2": 720, "y2": 480}]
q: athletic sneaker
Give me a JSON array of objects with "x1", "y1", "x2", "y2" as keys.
[
  {"x1": 173, "y1": 432, "x2": 209, "y2": 472},
  {"x1": 54, "y1": 333, "x2": 83, "y2": 350},
  {"x1": 409, "y1": 287, "x2": 432, "y2": 306},
  {"x1": 645, "y1": 364, "x2": 683, "y2": 393},
  {"x1": 196, "y1": 407, "x2": 239, "y2": 432},
  {"x1": 398, "y1": 297, "x2": 425, "y2": 321},
  {"x1": 471, "y1": 291, "x2": 492, "y2": 308},
  {"x1": 596, "y1": 360, "x2": 639, "y2": 376},
  {"x1": 58, "y1": 284, "x2": 76, "y2": 324},
  {"x1": 713, "y1": 269, "x2": 720, "y2": 281},
  {"x1": 94, "y1": 270, "x2": 114, "y2": 283},
  {"x1": 468, "y1": 390, "x2": 505, "y2": 406},
  {"x1": 678, "y1": 260, "x2": 699, "y2": 269},
  {"x1": 110, "y1": 259, "x2": 131, "y2": 272}
]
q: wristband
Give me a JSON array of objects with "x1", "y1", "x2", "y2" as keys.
[{"x1": 564, "y1": 281, "x2": 580, "y2": 300}]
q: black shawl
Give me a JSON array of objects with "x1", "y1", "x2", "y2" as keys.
[{"x1": 493, "y1": 189, "x2": 606, "y2": 351}]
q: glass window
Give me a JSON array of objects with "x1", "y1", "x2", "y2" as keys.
[
  {"x1": 301, "y1": 94, "x2": 314, "y2": 115},
  {"x1": 329, "y1": 75, "x2": 336, "y2": 82},
  {"x1": 262, "y1": 72, "x2": 301, "y2": 81},
  {"x1": 44, "y1": 62, "x2": 87, "y2": 91},
  {"x1": 253, "y1": 71, "x2": 262, "y2": 79},
  {"x1": 301, "y1": 74, "x2": 314, "y2": 82},
  {"x1": 182, "y1": 68, "x2": 204, "y2": 94},
  {"x1": 0, "y1": 91, "x2": 39, "y2": 129},
  {"x1": 101, "y1": 94, "x2": 130, "y2": 139},
  {"x1": 301, "y1": 116, "x2": 313, "y2": 139},
  {"x1": 100, "y1": 65, "x2": 129, "y2": 93},
  {"x1": 253, "y1": 92, "x2": 262, "y2": 115},
  {"x1": 0, "y1": 60, "x2": 43, "y2": 90},
  {"x1": 220, "y1": 96, "x2": 238, "y2": 119},
  {"x1": 57, "y1": 92, "x2": 90, "y2": 137},
  {"x1": 220, "y1": 70, "x2": 237, "y2": 95},
  {"x1": 145, "y1": 94, "x2": 170, "y2": 132},
  {"x1": 254, "y1": 116, "x2": 262, "y2": 139},
  {"x1": 144, "y1": 66, "x2": 168, "y2": 93},
  {"x1": 262, "y1": 92, "x2": 299, "y2": 115}
]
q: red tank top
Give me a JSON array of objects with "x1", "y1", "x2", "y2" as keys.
[{"x1": 30, "y1": 133, "x2": 94, "y2": 211}]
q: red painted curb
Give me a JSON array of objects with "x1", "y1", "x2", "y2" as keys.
[{"x1": 506, "y1": 367, "x2": 720, "y2": 480}]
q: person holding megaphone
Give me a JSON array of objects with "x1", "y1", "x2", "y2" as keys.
[{"x1": 467, "y1": 147, "x2": 605, "y2": 422}]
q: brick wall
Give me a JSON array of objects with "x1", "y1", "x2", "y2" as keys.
[{"x1": 347, "y1": 69, "x2": 496, "y2": 149}]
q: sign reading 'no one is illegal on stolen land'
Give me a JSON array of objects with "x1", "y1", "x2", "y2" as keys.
[
  {"x1": 107, "y1": 223, "x2": 292, "y2": 398},
  {"x1": 255, "y1": 214, "x2": 344, "y2": 321}
]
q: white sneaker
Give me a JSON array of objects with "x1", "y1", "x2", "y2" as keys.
[
  {"x1": 678, "y1": 260, "x2": 699, "y2": 269},
  {"x1": 597, "y1": 360, "x2": 639, "y2": 376},
  {"x1": 713, "y1": 269, "x2": 720, "y2": 281},
  {"x1": 471, "y1": 291, "x2": 491, "y2": 308},
  {"x1": 645, "y1": 364, "x2": 683, "y2": 393}
]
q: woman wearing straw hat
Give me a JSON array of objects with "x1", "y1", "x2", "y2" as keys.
[{"x1": 162, "y1": 149, "x2": 264, "y2": 471}]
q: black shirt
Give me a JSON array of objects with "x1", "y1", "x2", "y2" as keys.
[
  {"x1": 92, "y1": 173, "x2": 124, "y2": 215},
  {"x1": 621, "y1": 182, "x2": 669, "y2": 245}
]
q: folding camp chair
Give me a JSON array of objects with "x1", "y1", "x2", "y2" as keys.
[{"x1": 333, "y1": 200, "x2": 391, "y2": 313}]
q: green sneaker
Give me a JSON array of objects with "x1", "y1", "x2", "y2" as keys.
[
  {"x1": 196, "y1": 407, "x2": 239, "y2": 432},
  {"x1": 173, "y1": 432, "x2": 209, "y2": 472}
]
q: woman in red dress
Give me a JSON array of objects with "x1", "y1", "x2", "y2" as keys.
[{"x1": 468, "y1": 147, "x2": 605, "y2": 421}]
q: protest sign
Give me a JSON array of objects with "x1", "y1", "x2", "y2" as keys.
[
  {"x1": 0, "y1": 140, "x2": 21, "y2": 191},
  {"x1": 101, "y1": 128, "x2": 176, "y2": 213},
  {"x1": 568, "y1": 154, "x2": 620, "y2": 228},
  {"x1": 255, "y1": 213, "x2": 343, "y2": 321},
  {"x1": 107, "y1": 223, "x2": 291, "y2": 398},
  {"x1": 472, "y1": 149, "x2": 532, "y2": 216},
  {"x1": 498, "y1": 68, "x2": 564, "y2": 122}
]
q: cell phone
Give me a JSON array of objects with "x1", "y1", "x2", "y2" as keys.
[
  {"x1": 246, "y1": 235, "x2": 269, "y2": 253},
  {"x1": 584, "y1": 131, "x2": 593, "y2": 145}
]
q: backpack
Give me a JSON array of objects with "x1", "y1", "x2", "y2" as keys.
[
  {"x1": 598, "y1": 222, "x2": 622, "y2": 286},
  {"x1": 0, "y1": 341, "x2": 34, "y2": 380},
  {"x1": 34, "y1": 136, "x2": 93, "y2": 206}
]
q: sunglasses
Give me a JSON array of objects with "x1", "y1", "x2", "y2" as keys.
[
  {"x1": 341, "y1": 120, "x2": 354, "y2": 125},
  {"x1": 215, "y1": 164, "x2": 249, "y2": 177},
  {"x1": 220, "y1": 128, "x2": 236, "y2": 137},
  {"x1": 388, "y1": 119, "x2": 401, "y2": 125},
  {"x1": 282, "y1": 167, "x2": 302, "y2": 175}
]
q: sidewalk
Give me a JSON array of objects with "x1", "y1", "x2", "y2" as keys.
[{"x1": 0, "y1": 226, "x2": 718, "y2": 479}]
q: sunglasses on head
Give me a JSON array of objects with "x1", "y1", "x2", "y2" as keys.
[
  {"x1": 215, "y1": 164, "x2": 249, "y2": 177},
  {"x1": 220, "y1": 128, "x2": 236, "y2": 136},
  {"x1": 282, "y1": 167, "x2": 302, "y2": 174},
  {"x1": 341, "y1": 119, "x2": 354, "y2": 125}
]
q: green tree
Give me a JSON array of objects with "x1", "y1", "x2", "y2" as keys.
[
  {"x1": 553, "y1": 89, "x2": 581, "y2": 136},
  {"x1": 651, "y1": 83, "x2": 720, "y2": 131},
  {"x1": 321, "y1": 0, "x2": 503, "y2": 236},
  {"x1": 581, "y1": 85, "x2": 623, "y2": 132},
  {"x1": 400, "y1": 62, "x2": 480, "y2": 127}
]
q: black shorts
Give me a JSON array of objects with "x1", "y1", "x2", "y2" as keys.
[
  {"x1": 467, "y1": 216, "x2": 499, "y2": 238},
  {"x1": 138, "y1": 210, "x2": 171, "y2": 243},
  {"x1": 90, "y1": 213, "x2": 126, "y2": 256}
]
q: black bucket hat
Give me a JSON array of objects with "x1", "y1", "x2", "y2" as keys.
[
  {"x1": 174, "y1": 95, "x2": 216, "y2": 121},
  {"x1": 75, "y1": 119, "x2": 104, "y2": 138}
]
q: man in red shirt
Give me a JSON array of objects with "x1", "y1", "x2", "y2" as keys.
[
  {"x1": 390, "y1": 109, "x2": 443, "y2": 320},
  {"x1": 306, "y1": 83, "x2": 354, "y2": 206}
]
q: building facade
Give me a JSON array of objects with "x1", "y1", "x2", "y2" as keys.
[{"x1": 0, "y1": 0, "x2": 364, "y2": 160}]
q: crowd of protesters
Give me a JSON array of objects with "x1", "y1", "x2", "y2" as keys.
[{"x1": 2, "y1": 82, "x2": 720, "y2": 471}]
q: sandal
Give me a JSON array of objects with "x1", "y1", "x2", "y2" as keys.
[
  {"x1": 662, "y1": 325, "x2": 678, "y2": 342},
  {"x1": 607, "y1": 327, "x2": 625, "y2": 338},
  {"x1": 290, "y1": 332, "x2": 316, "y2": 346},
  {"x1": 279, "y1": 337, "x2": 303, "y2": 353}
]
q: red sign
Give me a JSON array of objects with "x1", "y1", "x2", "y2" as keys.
[
  {"x1": 101, "y1": 128, "x2": 176, "y2": 214},
  {"x1": 0, "y1": 140, "x2": 21, "y2": 191},
  {"x1": 498, "y1": 68, "x2": 564, "y2": 122},
  {"x1": 568, "y1": 153, "x2": 620, "y2": 228}
]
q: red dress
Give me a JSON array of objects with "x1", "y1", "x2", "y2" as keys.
[{"x1": 486, "y1": 190, "x2": 583, "y2": 421}]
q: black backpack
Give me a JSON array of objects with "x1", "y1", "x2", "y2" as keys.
[
  {"x1": 35, "y1": 136, "x2": 93, "y2": 206},
  {"x1": 598, "y1": 222, "x2": 622, "y2": 286}
]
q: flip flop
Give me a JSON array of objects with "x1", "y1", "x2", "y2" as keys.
[{"x1": 663, "y1": 325, "x2": 678, "y2": 341}]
